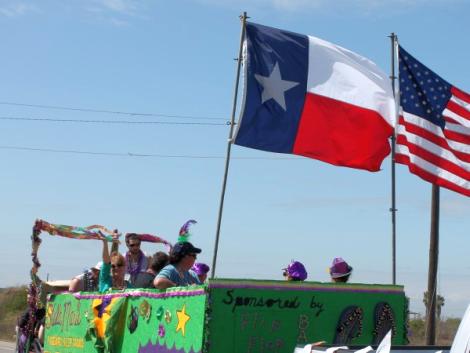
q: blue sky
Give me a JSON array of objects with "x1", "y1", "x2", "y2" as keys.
[{"x1": 0, "y1": 0, "x2": 469, "y2": 319}]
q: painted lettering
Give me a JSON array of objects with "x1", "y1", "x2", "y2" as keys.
[
  {"x1": 297, "y1": 314, "x2": 309, "y2": 343},
  {"x1": 222, "y1": 290, "x2": 300, "y2": 313},
  {"x1": 245, "y1": 335, "x2": 284, "y2": 353},
  {"x1": 309, "y1": 296, "x2": 325, "y2": 317},
  {"x1": 271, "y1": 319, "x2": 281, "y2": 332},
  {"x1": 222, "y1": 289, "x2": 234, "y2": 305},
  {"x1": 45, "y1": 301, "x2": 82, "y2": 331},
  {"x1": 240, "y1": 312, "x2": 266, "y2": 331}
]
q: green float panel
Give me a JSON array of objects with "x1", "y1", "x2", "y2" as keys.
[
  {"x1": 43, "y1": 279, "x2": 406, "y2": 353},
  {"x1": 44, "y1": 287, "x2": 207, "y2": 353},
  {"x1": 206, "y1": 279, "x2": 407, "y2": 353}
]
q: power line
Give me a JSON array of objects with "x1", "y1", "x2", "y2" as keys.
[
  {"x1": 0, "y1": 115, "x2": 228, "y2": 126},
  {"x1": 0, "y1": 101, "x2": 227, "y2": 121},
  {"x1": 0, "y1": 145, "x2": 299, "y2": 160}
]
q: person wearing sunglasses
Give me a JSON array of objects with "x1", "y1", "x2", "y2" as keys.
[
  {"x1": 99, "y1": 239, "x2": 132, "y2": 292},
  {"x1": 125, "y1": 233, "x2": 149, "y2": 285},
  {"x1": 153, "y1": 241, "x2": 202, "y2": 289}
]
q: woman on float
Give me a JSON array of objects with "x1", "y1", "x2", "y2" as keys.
[
  {"x1": 153, "y1": 241, "x2": 201, "y2": 289},
  {"x1": 99, "y1": 239, "x2": 132, "y2": 292}
]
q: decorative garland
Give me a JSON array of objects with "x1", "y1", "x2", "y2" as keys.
[
  {"x1": 22, "y1": 222, "x2": 46, "y2": 352},
  {"x1": 125, "y1": 232, "x2": 172, "y2": 250},
  {"x1": 83, "y1": 270, "x2": 98, "y2": 292},
  {"x1": 31, "y1": 219, "x2": 118, "y2": 281},
  {"x1": 27, "y1": 219, "x2": 119, "y2": 351},
  {"x1": 34, "y1": 219, "x2": 117, "y2": 242},
  {"x1": 126, "y1": 250, "x2": 146, "y2": 278},
  {"x1": 26, "y1": 219, "x2": 173, "y2": 349},
  {"x1": 22, "y1": 280, "x2": 40, "y2": 353},
  {"x1": 29, "y1": 219, "x2": 118, "y2": 302},
  {"x1": 30, "y1": 220, "x2": 173, "y2": 292},
  {"x1": 74, "y1": 288, "x2": 206, "y2": 300}
]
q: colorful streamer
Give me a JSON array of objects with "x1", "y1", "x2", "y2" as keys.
[
  {"x1": 29, "y1": 219, "x2": 119, "y2": 307},
  {"x1": 125, "y1": 233, "x2": 172, "y2": 251},
  {"x1": 34, "y1": 219, "x2": 117, "y2": 242}
]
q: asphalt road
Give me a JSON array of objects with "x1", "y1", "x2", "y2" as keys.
[{"x1": 0, "y1": 340, "x2": 14, "y2": 353}]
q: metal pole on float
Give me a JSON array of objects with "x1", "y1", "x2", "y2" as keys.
[
  {"x1": 389, "y1": 32, "x2": 398, "y2": 285},
  {"x1": 211, "y1": 12, "x2": 248, "y2": 278}
]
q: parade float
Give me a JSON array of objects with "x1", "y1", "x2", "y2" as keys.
[
  {"x1": 43, "y1": 280, "x2": 407, "y2": 353},
  {"x1": 24, "y1": 220, "x2": 408, "y2": 353}
]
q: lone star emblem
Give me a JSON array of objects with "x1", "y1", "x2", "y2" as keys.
[
  {"x1": 254, "y1": 62, "x2": 299, "y2": 111},
  {"x1": 175, "y1": 304, "x2": 190, "y2": 336}
]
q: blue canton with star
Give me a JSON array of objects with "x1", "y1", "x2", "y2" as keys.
[
  {"x1": 234, "y1": 22, "x2": 309, "y2": 153},
  {"x1": 399, "y1": 46, "x2": 452, "y2": 128}
]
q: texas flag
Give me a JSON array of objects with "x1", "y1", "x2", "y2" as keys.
[{"x1": 233, "y1": 22, "x2": 396, "y2": 172}]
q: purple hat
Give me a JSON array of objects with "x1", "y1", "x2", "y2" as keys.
[
  {"x1": 330, "y1": 257, "x2": 353, "y2": 279},
  {"x1": 191, "y1": 263, "x2": 210, "y2": 276},
  {"x1": 283, "y1": 261, "x2": 308, "y2": 281}
]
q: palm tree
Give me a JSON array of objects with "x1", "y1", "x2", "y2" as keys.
[{"x1": 423, "y1": 291, "x2": 445, "y2": 320}]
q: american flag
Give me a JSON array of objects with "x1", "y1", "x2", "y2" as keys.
[{"x1": 396, "y1": 46, "x2": 470, "y2": 196}]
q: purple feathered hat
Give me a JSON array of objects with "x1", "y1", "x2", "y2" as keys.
[
  {"x1": 329, "y1": 257, "x2": 353, "y2": 279},
  {"x1": 283, "y1": 260, "x2": 307, "y2": 281},
  {"x1": 191, "y1": 262, "x2": 210, "y2": 276}
]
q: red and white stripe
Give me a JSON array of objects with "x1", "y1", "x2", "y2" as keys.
[
  {"x1": 292, "y1": 35, "x2": 396, "y2": 171},
  {"x1": 396, "y1": 85, "x2": 470, "y2": 196}
]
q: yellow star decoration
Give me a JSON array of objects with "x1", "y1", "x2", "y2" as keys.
[{"x1": 175, "y1": 304, "x2": 191, "y2": 336}]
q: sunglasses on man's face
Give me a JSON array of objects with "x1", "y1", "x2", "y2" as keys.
[
  {"x1": 112, "y1": 263, "x2": 125, "y2": 269},
  {"x1": 127, "y1": 243, "x2": 140, "y2": 248},
  {"x1": 187, "y1": 253, "x2": 197, "y2": 259}
]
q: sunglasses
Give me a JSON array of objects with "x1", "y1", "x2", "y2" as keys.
[
  {"x1": 127, "y1": 243, "x2": 140, "y2": 248},
  {"x1": 187, "y1": 253, "x2": 197, "y2": 258},
  {"x1": 112, "y1": 263, "x2": 125, "y2": 269}
]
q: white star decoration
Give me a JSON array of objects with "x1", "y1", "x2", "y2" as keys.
[{"x1": 254, "y1": 62, "x2": 299, "y2": 111}]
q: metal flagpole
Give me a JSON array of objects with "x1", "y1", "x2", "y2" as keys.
[
  {"x1": 389, "y1": 33, "x2": 398, "y2": 285},
  {"x1": 425, "y1": 184, "x2": 440, "y2": 344},
  {"x1": 210, "y1": 12, "x2": 248, "y2": 279}
]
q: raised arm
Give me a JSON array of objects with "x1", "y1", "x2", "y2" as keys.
[
  {"x1": 99, "y1": 239, "x2": 115, "y2": 292},
  {"x1": 102, "y1": 239, "x2": 111, "y2": 264}
]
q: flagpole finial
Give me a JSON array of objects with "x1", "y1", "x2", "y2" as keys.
[{"x1": 240, "y1": 11, "x2": 249, "y2": 20}]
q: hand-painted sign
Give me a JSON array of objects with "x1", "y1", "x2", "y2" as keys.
[{"x1": 44, "y1": 280, "x2": 406, "y2": 353}]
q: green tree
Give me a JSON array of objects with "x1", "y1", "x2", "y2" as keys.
[{"x1": 423, "y1": 291, "x2": 445, "y2": 320}]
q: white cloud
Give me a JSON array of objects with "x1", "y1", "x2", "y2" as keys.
[
  {"x1": 109, "y1": 17, "x2": 129, "y2": 26},
  {"x1": 195, "y1": 0, "x2": 457, "y2": 13},
  {"x1": 0, "y1": 2, "x2": 38, "y2": 17},
  {"x1": 93, "y1": 0, "x2": 137, "y2": 14},
  {"x1": 85, "y1": 0, "x2": 148, "y2": 26}
]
